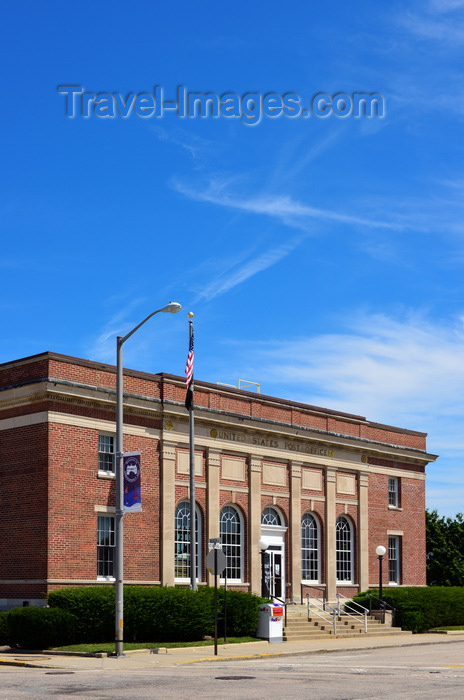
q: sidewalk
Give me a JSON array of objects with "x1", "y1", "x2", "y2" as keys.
[{"x1": 1, "y1": 632, "x2": 463, "y2": 671}]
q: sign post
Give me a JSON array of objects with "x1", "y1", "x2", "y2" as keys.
[{"x1": 206, "y1": 540, "x2": 227, "y2": 655}]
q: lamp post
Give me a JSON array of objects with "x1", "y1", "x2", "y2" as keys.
[
  {"x1": 114, "y1": 302, "x2": 181, "y2": 657},
  {"x1": 375, "y1": 545, "x2": 387, "y2": 606},
  {"x1": 258, "y1": 539, "x2": 269, "y2": 599}
]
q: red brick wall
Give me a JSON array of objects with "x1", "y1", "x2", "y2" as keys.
[
  {"x1": 45, "y1": 424, "x2": 163, "y2": 583},
  {"x1": 0, "y1": 423, "x2": 49, "y2": 596},
  {"x1": 0, "y1": 356, "x2": 49, "y2": 388},
  {"x1": 367, "y1": 471, "x2": 426, "y2": 586}
]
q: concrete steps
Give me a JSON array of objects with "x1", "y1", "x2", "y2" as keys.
[{"x1": 283, "y1": 605, "x2": 412, "y2": 641}]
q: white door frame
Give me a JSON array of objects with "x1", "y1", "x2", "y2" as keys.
[{"x1": 260, "y1": 525, "x2": 287, "y2": 602}]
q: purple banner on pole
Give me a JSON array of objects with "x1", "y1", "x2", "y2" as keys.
[{"x1": 123, "y1": 452, "x2": 142, "y2": 513}]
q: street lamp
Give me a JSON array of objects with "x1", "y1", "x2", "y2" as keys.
[
  {"x1": 258, "y1": 539, "x2": 269, "y2": 599},
  {"x1": 375, "y1": 545, "x2": 387, "y2": 606},
  {"x1": 114, "y1": 302, "x2": 181, "y2": 657}
]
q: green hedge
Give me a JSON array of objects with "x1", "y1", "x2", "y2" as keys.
[
  {"x1": 7, "y1": 607, "x2": 77, "y2": 649},
  {"x1": 48, "y1": 586, "x2": 114, "y2": 643},
  {"x1": 0, "y1": 611, "x2": 9, "y2": 646},
  {"x1": 353, "y1": 587, "x2": 464, "y2": 633},
  {"x1": 124, "y1": 586, "x2": 214, "y2": 642},
  {"x1": 48, "y1": 585, "x2": 265, "y2": 643},
  {"x1": 196, "y1": 587, "x2": 263, "y2": 637}
]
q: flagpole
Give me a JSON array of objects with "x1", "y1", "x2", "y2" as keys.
[{"x1": 186, "y1": 312, "x2": 197, "y2": 591}]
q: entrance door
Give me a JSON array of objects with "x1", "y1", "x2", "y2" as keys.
[
  {"x1": 260, "y1": 519, "x2": 287, "y2": 603},
  {"x1": 263, "y1": 546, "x2": 284, "y2": 600}
]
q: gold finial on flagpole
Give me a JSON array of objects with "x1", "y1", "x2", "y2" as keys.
[{"x1": 187, "y1": 312, "x2": 194, "y2": 318}]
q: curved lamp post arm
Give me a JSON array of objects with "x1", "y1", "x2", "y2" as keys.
[{"x1": 119, "y1": 302, "x2": 182, "y2": 344}]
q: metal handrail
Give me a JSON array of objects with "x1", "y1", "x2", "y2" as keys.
[
  {"x1": 367, "y1": 594, "x2": 396, "y2": 625},
  {"x1": 306, "y1": 593, "x2": 336, "y2": 633},
  {"x1": 336, "y1": 593, "x2": 368, "y2": 633},
  {"x1": 301, "y1": 583, "x2": 327, "y2": 607}
]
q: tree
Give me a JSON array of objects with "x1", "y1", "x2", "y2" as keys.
[{"x1": 426, "y1": 509, "x2": 464, "y2": 586}]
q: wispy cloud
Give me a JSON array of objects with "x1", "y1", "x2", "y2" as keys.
[
  {"x1": 266, "y1": 127, "x2": 347, "y2": 191},
  {"x1": 400, "y1": 0, "x2": 464, "y2": 45},
  {"x1": 151, "y1": 125, "x2": 212, "y2": 163},
  {"x1": 226, "y1": 312, "x2": 464, "y2": 491},
  {"x1": 248, "y1": 312, "x2": 464, "y2": 432},
  {"x1": 84, "y1": 297, "x2": 147, "y2": 363},
  {"x1": 402, "y1": 13, "x2": 464, "y2": 44},
  {"x1": 174, "y1": 178, "x2": 410, "y2": 233},
  {"x1": 428, "y1": 0, "x2": 464, "y2": 14},
  {"x1": 192, "y1": 234, "x2": 305, "y2": 302},
  {"x1": 223, "y1": 310, "x2": 464, "y2": 514}
]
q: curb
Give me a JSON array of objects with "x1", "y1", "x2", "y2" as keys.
[{"x1": 0, "y1": 659, "x2": 54, "y2": 669}]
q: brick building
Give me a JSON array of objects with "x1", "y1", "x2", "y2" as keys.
[{"x1": 0, "y1": 351, "x2": 436, "y2": 610}]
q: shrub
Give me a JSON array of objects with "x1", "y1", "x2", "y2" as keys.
[
  {"x1": 49, "y1": 585, "x2": 265, "y2": 643},
  {"x1": 0, "y1": 611, "x2": 9, "y2": 646},
  {"x1": 352, "y1": 587, "x2": 464, "y2": 633},
  {"x1": 48, "y1": 586, "x2": 114, "y2": 643},
  {"x1": 226, "y1": 590, "x2": 265, "y2": 636},
  {"x1": 7, "y1": 607, "x2": 76, "y2": 649},
  {"x1": 197, "y1": 588, "x2": 264, "y2": 637},
  {"x1": 124, "y1": 586, "x2": 214, "y2": 642}
]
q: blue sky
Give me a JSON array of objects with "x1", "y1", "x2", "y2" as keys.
[{"x1": 2, "y1": 1, "x2": 464, "y2": 517}]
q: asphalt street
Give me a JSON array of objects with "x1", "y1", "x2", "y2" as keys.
[{"x1": 0, "y1": 637, "x2": 463, "y2": 699}]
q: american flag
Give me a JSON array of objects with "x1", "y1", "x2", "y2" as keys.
[
  {"x1": 185, "y1": 328, "x2": 194, "y2": 386},
  {"x1": 185, "y1": 326, "x2": 194, "y2": 409}
]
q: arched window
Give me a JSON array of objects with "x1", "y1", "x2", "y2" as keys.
[
  {"x1": 174, "y1": 500, "x2": 202, "y2": 582},
  {"x1": 220, "y1": 505, "x2": 243, "y2": 581},
  {"x1": 336, "y1": 516, "x2": 354, "y2": 582},
  {"x1": 261, "y1": 507, "x2": 282, "y2": 526},
  {"x1": 301, "y1": 513, "x2": 320, "y2": 582}
]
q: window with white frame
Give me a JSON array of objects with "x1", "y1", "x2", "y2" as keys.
[
  {"x1": 97, "y1": 515, "x2": 115, "y2": 578},
  {"x1": 388, "y1": 477, "x2": 399, "y2": 508},
  {"x1": 174, "y1": 501, "x2": 201, "y2": 581},
  {"x1": 336, "y1": 516, "x2": 354, "y2": 582},
  {"x1": 261, "y1": 507, "x2": 282, "y2": 526},
  {"x1": 220, "y1": 505, "x2": 243, "y2": 581},
  {"x1": 301, "y1": 513, "x2": 319, "y2": 582},
  {"x1": 98, "y1": 434, "x2": 115, "y2": 473},
  {"x1": 388, "y1": 535, "x2": 401, "y2": 584}
]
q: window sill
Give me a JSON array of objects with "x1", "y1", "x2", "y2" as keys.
[
  {"x1": 97, "y1": 576, "x2": 115, "y2": 582},
  {"x1": 388, "y1": 505, "x2": 402, "y2": 511},
  {"x1": 98, "y1": 471, "x2": 116, "y2": 479}
]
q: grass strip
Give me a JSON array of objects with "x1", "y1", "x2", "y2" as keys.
[{"x1": 54, "y1": 637, "x2": 257, "y2": 653}]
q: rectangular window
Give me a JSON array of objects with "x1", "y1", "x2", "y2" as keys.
[
  {"x1": 97, "y1": 515, "x2": 115, "y2": 578},
  {"x1": 220, "y1": 506, "x2": 242, "y2": 581},
  {"x1": 388, "y1": 477, "x2": 399, "y2": 508},
  {"x1": 388, "y1": 536, "x2": 401, "y2": 584},
  {"x1": 302, "y1": 514, "x2": 319, "y2": 582},
  {"x1": 98, "y1": 434, "x2": 114, "y2": 473},
  {"x1": 174, "y1": 502, "x2": 200, "y2": 581},
  {"x1": 336, "y1": 517, "x2": 353, "y2": 583}
]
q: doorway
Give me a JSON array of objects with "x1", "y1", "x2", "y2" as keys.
[
  {"x1": 263, "y1": 546, "x2": 284, "y2": 600},
  {"x1": 260, "y1": 521, "x2": 286, "y2": 602}
]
